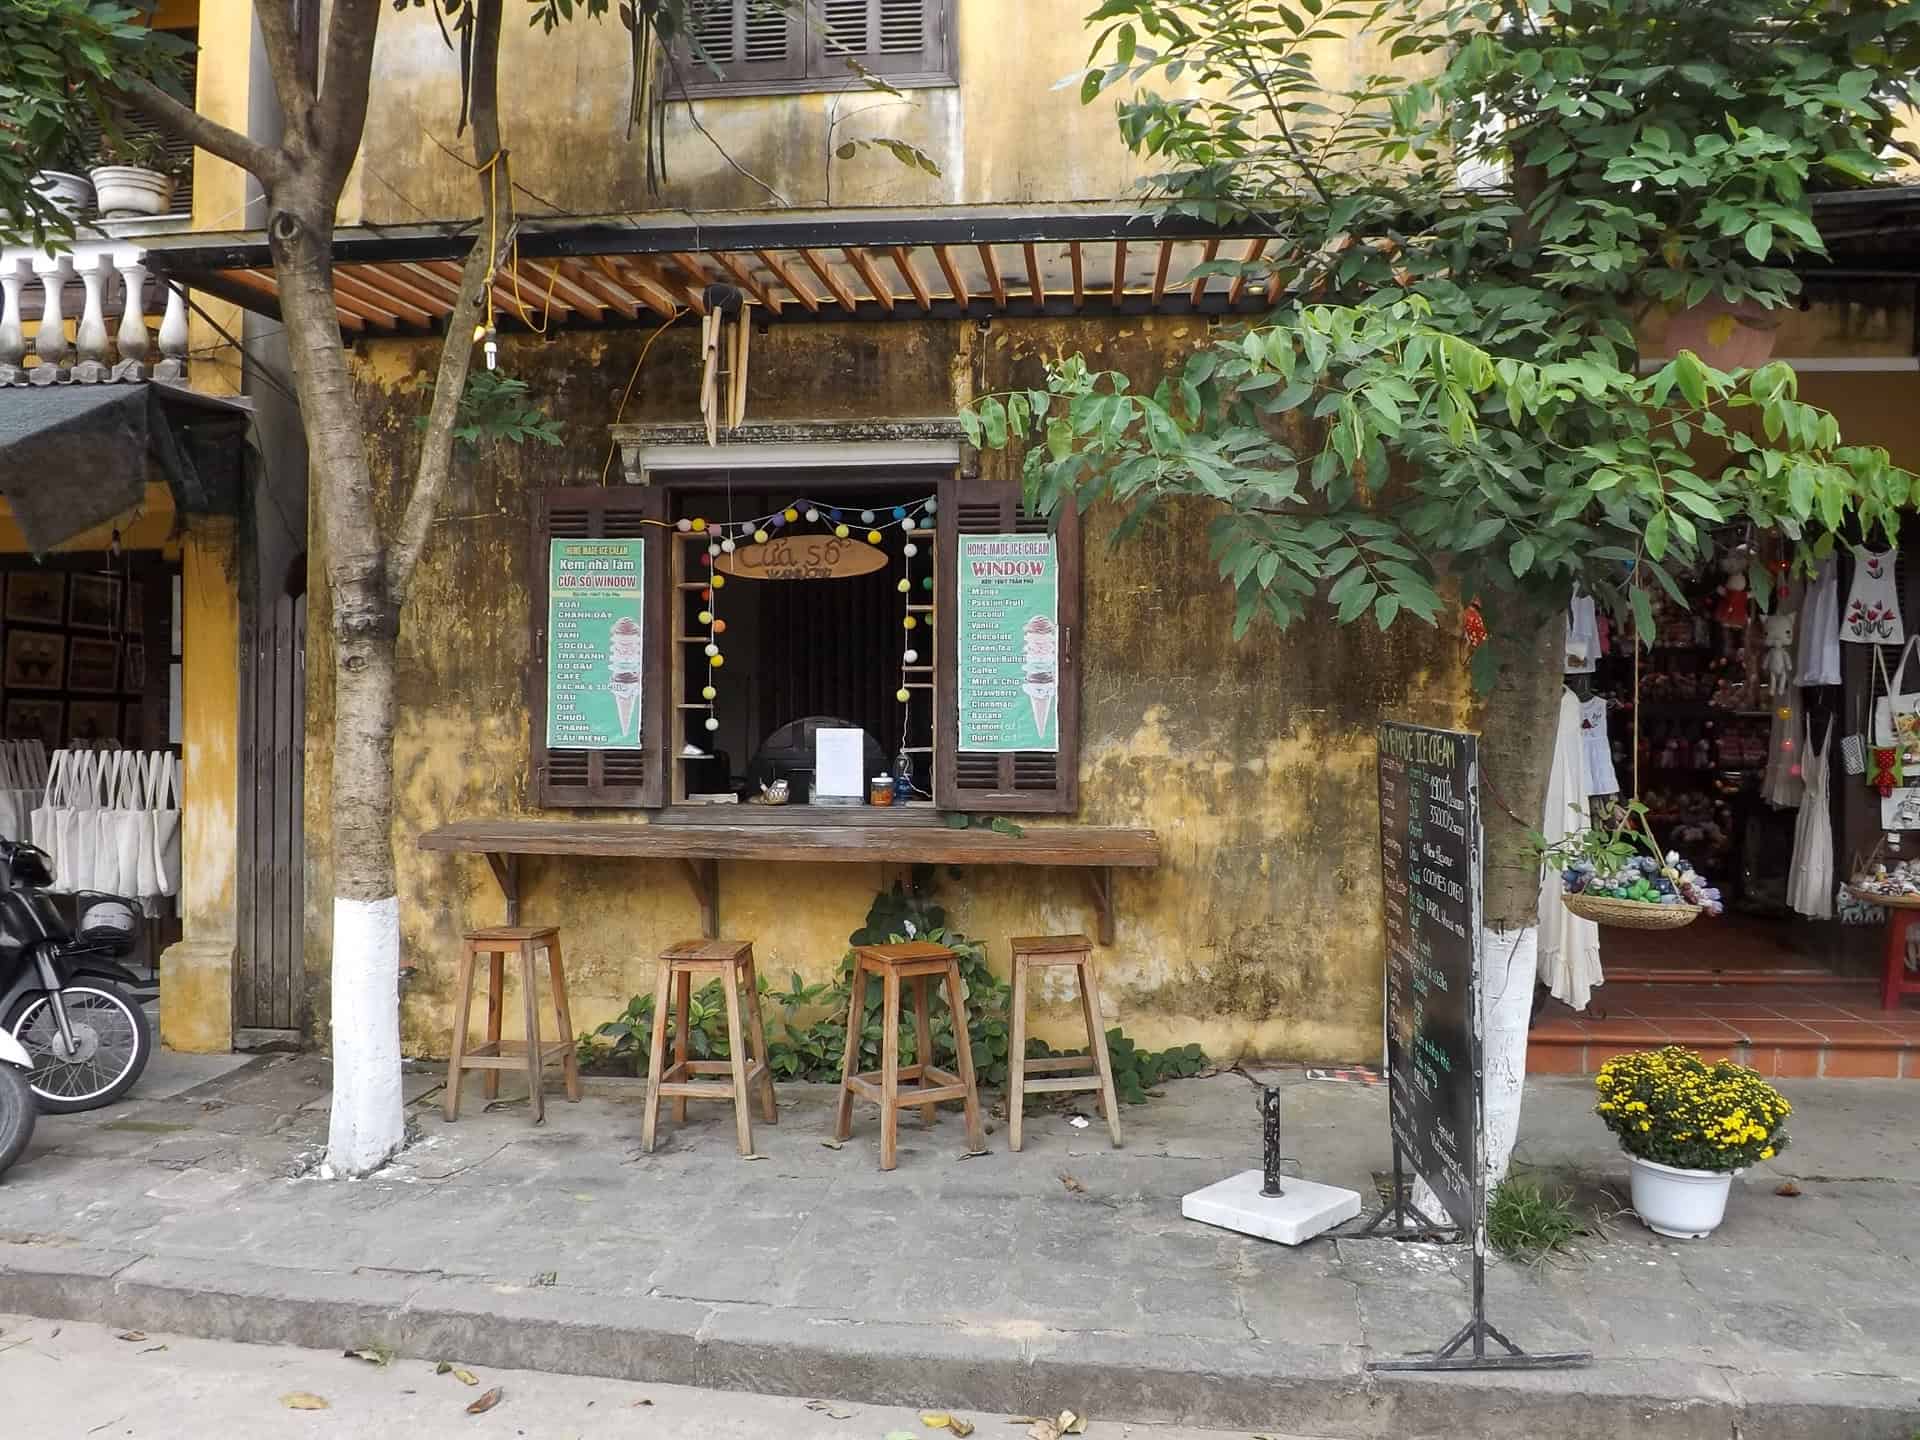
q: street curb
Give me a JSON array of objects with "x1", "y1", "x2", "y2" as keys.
[{"x1": 2, "y1": 1243, "x2": 1915, "y2": 1439}]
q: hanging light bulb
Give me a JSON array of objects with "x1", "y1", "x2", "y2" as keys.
[
  {"x1": 691, "y1": 517, "x2": 706, "y2": 532},
  {"x1": 702, "y1": 685, "x2": 717, "y2": 701},
  {"x1": 755, "y1": 528, "x2": 769, "y2": 544},
  {"x1": 705, "y1": 642, "x2": 719, "y2": 657},
  {"x1": 698, "y1": 610, "x2": 713, "y2": 625},
  {"x1": 897, "y1": 687, "x2": 911, "y2": 703},
  {"x1": 705, "y1": 716, "x2": 720, "y2": 732},
  {"x1": 903, "y1": 648, "x2": 918, "y2": 664},
  {"x1": 923, "y1": 498, "x2": 937, "y2": 515},
  {"x1": 860, "y1": 510, "x2": 876, "y2": 524},
  {"x1": 784, "y1": 507, "x2": 799, "y2": 523},
  {"x1": 835, "y1": 524, "x2": 851, "y2": 539},
  {"x1": 903, "y1": 543, "x2": 918, "y2": 557},
  {"x1": 677, "y1": 519, "x2": 692, "y2": 533},
  {"x1": 898, "y1": 578, "x2": 912, "y2": 593},
  {"x1": 891, "y1": 506, "x2": 906, "y2": 520},
  {"x1": 721, "y1": 538, "x2": 736, "y2": 553},
  {"x1": 867, "y1": 530, "x2": 883, "y2": 544},
  {"x1": 805, "y1": 508, "x2": 819, "y2": 522},
  {"x1": 902, "y1": 517, "x2": 916, "y2": 531},
  {"x1": 903, "y1": 616, "x2": 917, "y2": 630}
]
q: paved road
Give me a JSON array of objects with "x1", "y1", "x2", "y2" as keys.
[{"x1": 0, "y1": 1313, "x2": 1322, "y2": 1439}]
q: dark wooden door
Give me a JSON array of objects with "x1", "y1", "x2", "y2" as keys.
[{"x1": 236, "y1": 580, "x2": 306, "y2": 1041}]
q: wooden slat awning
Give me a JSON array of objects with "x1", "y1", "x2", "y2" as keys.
[{"x1": 139, "y1": 203, "x2": 1281, "y2": 338}]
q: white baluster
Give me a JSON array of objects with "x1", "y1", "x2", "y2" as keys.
[
  {"x1": 154, "y1": 281, "x2": 189, "y2": 381},
  {"x1": 72, "y1": 251, "x2": 111, "y2": 382},
  {"x1": 114, "y1": 256, "x2": 151, "y2": 378},
  {"x1": 0, "y1": 256, "x2": 26, "y2": 381},
  {"x1": 31, "y1": 254, "x2": 73, "y2": 378}
]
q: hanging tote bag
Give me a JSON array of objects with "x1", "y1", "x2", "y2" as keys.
[
  {"x1": 150, "y1": 751, "x2": 182, "y2": 899},
  {"x1": 100, "y1": 750, "x2": 148, "y2": 898},
  {"x1": 62, "y1": 749, "x2": 114, "y2": 894},
  {"x1": 30, "y1": 750, "x2": 74, "y2": 889},
  {"x1": 1872, "y1": 638, "x2": 1920, "y2": 747},
  {"x1": 132, "y1": 751, "x2": 167, "y2": 899}
]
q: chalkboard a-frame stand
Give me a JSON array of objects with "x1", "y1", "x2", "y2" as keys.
[{"x1": 1363, "y1": 722, "x2": 1591, "y2": 1373}]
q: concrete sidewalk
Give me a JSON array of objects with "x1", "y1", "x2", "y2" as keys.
[{"x1": 0, "y1": 1055, "x2": 1915, "y2": 1439}]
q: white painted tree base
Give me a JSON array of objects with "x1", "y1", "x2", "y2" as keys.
[
  {"x1": 1413, "y1": 923, "x2": 1537, "y2": 1224},
  {"x1": 326, "y1": 895, "x2": 405, "y2": 1177},
  {"x1": 1182, "y1": 1171, "x2": 1362, "y2": 1246}
]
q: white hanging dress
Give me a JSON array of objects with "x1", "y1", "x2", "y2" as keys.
[
  {"x1": 1787, "y1": 719, "x2": 1834, "y2": 920},
  {"x1": 1841, "y1": 548, "x2": 1903, "y2": 646},
  {"x1": 1797, "y1": 556, "x2": 1841, "y2": 684},
  {"x1": 1538, "y1": 688, "x2": 1604, "y2": 1010}
]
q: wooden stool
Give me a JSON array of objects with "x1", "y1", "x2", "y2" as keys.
[
  {"x1": 833, "y1": 941, "x2": 985, "y2": 1170},
  {"x1": 1007, "y1": 934, "x2": 1121, "y2": 1152},
  {"x1": 445, "y1": 926, "x2": 581, "y2": 1124},
  {"x1": 641, "y1": 940, "x2": 777, "y2": 1156}
]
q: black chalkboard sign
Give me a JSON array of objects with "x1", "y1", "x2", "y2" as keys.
[{"x1": 1377, "y1": 722, "x2": 1481, "y2": 1230}]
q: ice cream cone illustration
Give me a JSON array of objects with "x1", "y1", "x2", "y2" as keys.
[
  {"x1": 1021, "y1": 616, "x2": 1057, "y2": 742},
  {"x1": 608, "y1": 615, "x2": 644, "y2": 738}
]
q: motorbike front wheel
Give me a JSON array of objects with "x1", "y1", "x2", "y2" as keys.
[
  {"x1": 0, "y1": 1063, "x2": 34, "y2": 1177},
  {"x1": 8, "y1": 983, "x2": 151, "y2": 1114}
]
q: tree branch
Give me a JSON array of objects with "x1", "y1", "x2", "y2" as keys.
[
  {"x1": 122, "y1": 78, "x2": 285, "y2": 186},
  {"x1": 253, "y1": 0, "x2": 316, "y2": 141},
  {"x1": 314, "y1": 0, "x2": 386, "y2": 191},
  {"x1": 387, "y1": 0, "x2": 510, "y2": 604}
]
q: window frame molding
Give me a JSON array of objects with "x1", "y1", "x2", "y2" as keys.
[{"x1": 671, "y1": 0, "x2": 959, "y2": 99}]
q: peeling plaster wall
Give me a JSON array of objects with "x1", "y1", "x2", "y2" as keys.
[{"x1": 307, "y1": 314, "x2": 1469, "y2": 1064}]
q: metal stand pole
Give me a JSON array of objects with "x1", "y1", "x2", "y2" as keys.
[
  {"x1": 1352, "y1": 1139, "x2": 1457, "y2": 1241},
  {"x1": 1259, "y1": 1087, "x2": 1284, "y2": 1198}
]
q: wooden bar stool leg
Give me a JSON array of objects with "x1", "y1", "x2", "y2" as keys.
[
  {"x1": 547, "y1": 934, "x2": 582, "y2": 1103},
  {"x1": 519, "y1": 941, "x2": 546, "y2": 1124},
  {"x1": 640, "y1": 959, "x2": 673, "y2": 1154},
  {"x1": 911, "y1": 973, "x2": 936, "y2": 1129},
  {"x1": 671, "y1": 969, "x2": 692, "y2": 1125},
  {"x1": 740, "y1": 951, "x2": 778, "y2": 1124},
  {"x1": 879, "y1": 966, "x2": 903, "y2": 1171},
  {"x1": 444, "y1": 943, "x2": 478, "y2": 1121},
  {"x1": 944, "y1": 959, "x2": 986, "y2": 1154},
  {"x1": 720, "y1": 963, "x2": 755, "y2": 1156},
  {"x1": 833, "y1": 956, "x2": 865, "y2": 1142},
  {"x1": 1007, "y1": 955, "x2": 1029, "y2": 1152},
  {"x1": 1077, "y1": 954, "x2": 1122, "y2": 1148},
  {"x1": 483, "y1": 948, "x2": 505, "y2": 1101}
]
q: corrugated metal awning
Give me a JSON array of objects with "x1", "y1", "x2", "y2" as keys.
[{"x1": 138, "y1": 204, "x2": 1283, "y2": 337}]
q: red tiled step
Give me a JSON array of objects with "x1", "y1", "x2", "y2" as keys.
[{"x1": 1529, "y1": 981, "x2": 1920, "y2": 1079}]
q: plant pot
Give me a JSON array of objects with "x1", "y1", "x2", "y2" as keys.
[
  {"x1": 89, "y1": 165, "x2": 175, "y2": 218},
  {"x1": 1628, "y1": 1155, "x2": 1734, "y2": 1239},
  {"x1": 30, "y1": 170, "x2": 93, "y2": 220}
]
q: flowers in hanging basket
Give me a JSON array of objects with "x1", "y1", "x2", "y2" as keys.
[
  {"x1": 1594, "y1": 1047, "x2": 1791, "y2": 1173},
  {"x1": 1534, "y1": 800, "x2": 1723, "y2": 913}
]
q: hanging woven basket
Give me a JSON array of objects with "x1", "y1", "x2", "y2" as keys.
[{"x1": 1562, "y1": 892, "x2": 1703, "y2": 930}]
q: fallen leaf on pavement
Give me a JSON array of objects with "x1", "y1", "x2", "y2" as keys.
[
  {"x1": 343, "y1": 1343, "x2": 394, "y2": 1366},
  {"x1": 116, "y1": 1331, "x2": 146, "y2": 1342},
  {"x1": 466, "y1": 1386, "x2": 504, "y2": 1415},
  {"x1": 742, "y1": 1152, "x2": 768, "y2": 1161},
  {"x1": 1775, "y1": 1181, "x2": 1802, "y2": 1198},
  {"x1": 820, "y1": 1138, "x2": 844, "y2": 1151},
  {"x1": 1057, "y1": 1172, "x2": 1085, "y2": 1195},
  {"x1": 281, "y1": 1392, "x2": 329, "y2": 1410},
  {"x1": 803, "y1": 1398, "x2": 854, "y2": 1419},
  {"x1": 631, "y1": 1398, "x2": 653, "y2": 1407},
  {"x1": 435, "y1": 1361, "x2": 452, "y2": 1375},
  {"x1": 141, "y1": 1344, "x2": 168, "y2": 1354},
  {"x1": 531, "y1": 1271, "x2": 557, "y2": 1287},
  {"x1": 922, "y1": 1413, "x2": 974, "y2": 1436},
  {"x1": 1028, "y1": 1410, "x2": 1087, "y2": 1438},
  {"x1": 452, "y1": 1367, "x2": 480, "y2": 1386}
]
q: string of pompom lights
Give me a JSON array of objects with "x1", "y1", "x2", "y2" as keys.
[{"x1": 673, "y1": 496, "x2": 939, "y2": 749}]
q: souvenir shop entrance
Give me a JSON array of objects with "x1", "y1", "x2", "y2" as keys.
[{"x1": 1534, "y1": 523, "x2": 1920, "y2": 1077}]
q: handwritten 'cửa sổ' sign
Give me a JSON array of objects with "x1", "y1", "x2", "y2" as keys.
[{"x1": 715, "y1": 536, "x2": 888, "y2": 581}]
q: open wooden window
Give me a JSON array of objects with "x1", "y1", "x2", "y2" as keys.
[
  {"x1": 676, "y1": 0, "x2": 954, "y2": 96},
  {"x1": 529, "y1": 486, "x2": 668, "y2": 807},
  {"x1": 934, "y1": 473, "x2": 1081, "y2": 814}
]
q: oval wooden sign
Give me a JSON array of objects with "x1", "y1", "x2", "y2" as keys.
[{"x1": 715, "y1": 536, "x2": 889, "y2": 581}]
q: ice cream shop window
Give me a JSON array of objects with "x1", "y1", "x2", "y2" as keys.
[{"x1": 528, "y1": 473, "x2": 1080, "y2": 815}]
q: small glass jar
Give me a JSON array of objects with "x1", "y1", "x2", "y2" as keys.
[{"x1": 869, "y1": 775, "x2": 896, "y2": 806}]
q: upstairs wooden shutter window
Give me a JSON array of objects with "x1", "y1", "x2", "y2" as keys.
[
  {"x1": 530, "y1": 487, "x2": 668, "y2": 809},
  {"x1": 934, "y1": 474, "x2": 1082, "y2": 815},
  {"x1": 678, "y1": 0, "x2": 953, "y2": 95}
]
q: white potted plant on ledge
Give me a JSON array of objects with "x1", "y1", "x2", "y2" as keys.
[
  {"x1": 89, "y1": 132, "x2": 178, "y2": 218},
  {"x1": 1595, "y1": 1046, "x2": 1792, "y2": 1239},
  {"x1": 23, "y1": 134, "x2": 93, "y2": 221}
]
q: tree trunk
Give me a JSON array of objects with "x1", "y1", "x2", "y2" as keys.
[
  {"x1": 270, "y1": 195, "x2": 406, "y2": 1175},
  {"x1": 1417, "y1": 594, "x2": 1566, "y2": 1219}
]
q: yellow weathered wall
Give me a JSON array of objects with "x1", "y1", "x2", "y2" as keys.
[
  {"x1": 340, "y1": 0, "x2": 1386, "y2": 223},
  {"x1": 306, "y1": 314, "x2": 1469, "y2": 1065},
  {"x1": 185, "y1": 0, "x2": 255, "y2": 397}
]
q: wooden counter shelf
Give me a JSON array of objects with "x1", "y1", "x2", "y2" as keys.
[{"x1": 418, "y1": 816, "x2": 1161, "y2": 944}]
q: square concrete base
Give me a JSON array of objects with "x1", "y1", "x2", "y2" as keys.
[{"x1": 1181, "y1": 1170, "x2": 1362, "y2": 1246}]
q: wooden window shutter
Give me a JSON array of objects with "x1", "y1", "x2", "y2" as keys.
[
  {"x1": 811, "y1": 0, "x2": 949, "y2": 80},
  {"x1": 935, "y1": 474, "x2": 1081, "y2": 814},
  {"x1": 679, "y1": 0, "x2": 807, "y2": 90},
  {"x1": 529, "y1": 486, "x2": 668, "y2": 808}
]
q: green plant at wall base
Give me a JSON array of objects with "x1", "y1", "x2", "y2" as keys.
[{"x1": 584, "y1": 872, "x2": 1206, "y2": 1105}]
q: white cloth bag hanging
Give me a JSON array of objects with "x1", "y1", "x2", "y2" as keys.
[
  {"x1": 100, "y1": 750, "x2": 149, "y2": 898},
  {"x1": 30, "y1": 751, "x2": 73, "y2": 887},
  {"x1": 65, "y1": 749, "x2": 114, "y2": 893},
  {"x1": 1872, "y1": 638, "x2": 1920, "y2": 747},
  {"x1": 150, "y1": 751, "x2": 181, "y2": 899}
]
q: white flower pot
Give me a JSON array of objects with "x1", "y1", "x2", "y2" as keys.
[
  {"x1": 30, "y1": 170, "x2": 94, "y2": 220},
  {"x1": 1628, "y1": 1155, "x2": 1734, "y2": 1239},
  {"x1": 89, "y1": 166, "x2": 176, "y2": 218}
]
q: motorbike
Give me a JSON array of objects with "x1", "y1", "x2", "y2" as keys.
[
  {"x1": 0, "y1": 1027, "x2": 33, "y2": 1179},
  {"x1": 0, "y1": 839, "x2": 151, "y2": 1114}
]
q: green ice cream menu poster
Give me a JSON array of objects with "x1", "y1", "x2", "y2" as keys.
[
  {"x1": 956, "y1": 533, "x2": 1059, "y2": 754},
  {"x1": 547, "y1": 538, "x2": 645, "y2": 750}
]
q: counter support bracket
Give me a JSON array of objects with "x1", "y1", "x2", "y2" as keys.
[
  {"x1": 682, "y1": 858, "x2": 720, "y2": 938},
  {"x1": 484, "y1": 852, "x2": 522, "y2": 927},
  {"x1": 1085, "y1": 865, "x2": 1115, "y2": 946}
]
